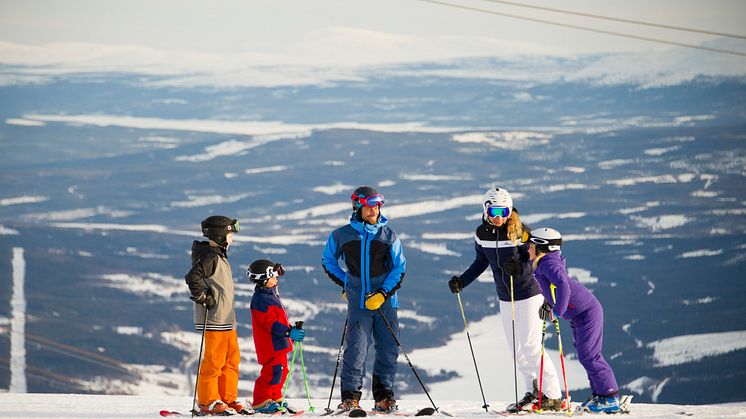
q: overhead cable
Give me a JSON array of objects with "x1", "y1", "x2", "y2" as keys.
[
  {"x1": 416, "y1": 0, "x2": 746, "y2": 58},
  {"x1": 478, "y1": 0, "x2": 746, "y2": 40}
]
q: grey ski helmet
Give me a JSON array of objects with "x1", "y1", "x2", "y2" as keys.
[
  {"x1": 528, "y1": 227, "x2": 562, "y2": 253},
  {"x1": 247, "y1": 259, "x2": 284, "y2": 287}
]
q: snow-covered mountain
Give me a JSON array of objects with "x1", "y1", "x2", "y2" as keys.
[{"x1": 1, "y1": 62, "x2": 745, "y2": 405}]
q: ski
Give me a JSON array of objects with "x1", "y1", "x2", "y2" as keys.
[
  {"x1": 491, "y1": 408, "x2": 574, "y2": 416},
  {"x1": 159, "y1": 408, "x2": 256, "y2": 417},
  {"x1": 325, "y1": 407, "x2": 439, "y2": 417},
  {"x1": 348, "y1": 407, "x2": 437, "y2": 417},
  {"x1": 491, "y1": 410, "x2": 528, "y2": 416},
  {"x1": 272, "y1": 409, "x2": 305, "y2": 416}
]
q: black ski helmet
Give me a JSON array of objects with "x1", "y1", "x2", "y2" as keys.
[
  {"x1": 201, "y1": 215, "x2": 239, "y2": 248},
  {"x1": 351, "y1": 185, "x2": 383, "y2": 222},
  {"x1": 247, "y1": 259, "x2": 284, "y2": 287},
  {"x1": 528, "y1": 227, "x2": 562, "y2": 254}
]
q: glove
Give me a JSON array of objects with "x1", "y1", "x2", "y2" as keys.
[
  {"x1": 190, "y1": 292, "x2": 216, "y2": 309},
  {"x1": 504, "y1": 257, "x2": 524, "y2": 277},
  {"x1": 288, "y1": 326, "x2": 306, "y2": 342},
  {"x1": 448, "y1": 276, "x2": 463, "y2": 294},
  {"x1": 342, "y1": 291, "x2": 347, "y2": 302},
  {"x1": 538, "y1": 302, "x2": 553, "y2": 321},
  {"x1": 364, "y1": 290, "x2": 387, "y2": 310}
]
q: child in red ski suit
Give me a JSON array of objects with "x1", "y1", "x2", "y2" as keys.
[{"x1": 248, "y1": 259, "x2": 306, "y2": 412}]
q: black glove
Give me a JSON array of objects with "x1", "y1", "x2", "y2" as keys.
[
  {"x1": 448, "y1": 276, "x2": 463, "y2": 294},
  {"x1": 504, "y1": 257, "x2": 524, "y2": 277},
  {"x1": 190, "y1": 292, "x2": 216, "y2": 309},
  {"x1": 538, "y1": 302, "x2": 553, "y2": 321}
]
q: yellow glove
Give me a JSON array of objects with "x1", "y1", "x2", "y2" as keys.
[
  {"x1": 342, "y1": 291, "x2": 347, "y2": 302},
  {"x1": 364, "y1": 291, "x2": 386, "y2": 311}
]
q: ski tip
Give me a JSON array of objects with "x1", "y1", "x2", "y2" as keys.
[
  {"x1": 159, "y1": 410, "x2": 182, "y2": 417},
  {"x1": 415, "y1": 407, "x2": 436, "y2": 416}
]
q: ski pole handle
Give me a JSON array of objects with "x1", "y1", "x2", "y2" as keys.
[{"x1": 295, "y1": 321, "x2": 304, "y2": 330}]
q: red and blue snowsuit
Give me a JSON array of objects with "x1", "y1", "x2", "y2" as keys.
[
  {"x1": 250, "y1": 285, "x2": 293, "y2": 407},
  {"x1": 532, "y1": 251, "x2": 619, "y2": 397}
]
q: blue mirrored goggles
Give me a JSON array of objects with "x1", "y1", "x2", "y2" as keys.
[
  {"x1": 352, "y1": 193, "x2": 385, "y2": 209},
  {"x1": 486, "y1": 205, "x2": 511, "y2": 218}
]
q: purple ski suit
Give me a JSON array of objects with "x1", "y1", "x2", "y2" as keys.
[{"x1": 532, "y1": 251, "x2": 619, "y2": 397}]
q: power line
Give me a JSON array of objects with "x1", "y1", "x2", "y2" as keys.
[
  {"x1": 477, "y1": 0, "x2": 746, "y2": 40},
  {"x1": 415, "y1": 0, "x2": 746, "y2": 58}
]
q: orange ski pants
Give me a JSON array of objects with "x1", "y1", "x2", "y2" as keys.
[{"x1": 198, "y1": 329, "x2": 241, "y2": 406}]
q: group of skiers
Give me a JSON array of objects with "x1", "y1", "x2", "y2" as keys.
[{"x1": 183, "y1": 185, "x2": 621, "y2": 416}]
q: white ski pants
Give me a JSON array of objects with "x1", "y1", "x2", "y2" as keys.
[{"x1": 500, "y1": 294, "x2": 562, "y2": 399}]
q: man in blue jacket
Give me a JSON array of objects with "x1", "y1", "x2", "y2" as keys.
[{"x1": 322, "y1": 186, "x2": 406, "y2": 413}]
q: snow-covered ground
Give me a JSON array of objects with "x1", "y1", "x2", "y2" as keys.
[{"x1": 0, "y1": 393, "x2": 744, "y2": 418}]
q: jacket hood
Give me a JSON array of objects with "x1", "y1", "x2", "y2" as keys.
[
  {"x1": 349, "y1": 213, "x2": 389, "y2": 234},
  {"x1": 191, "y1": 240, "x2": 225, "y2": 263}
]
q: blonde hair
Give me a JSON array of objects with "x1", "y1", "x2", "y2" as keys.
[
  {"x1": 485, "y1": 210, "x2": 523, "y2": 243},
  {"x1": 506, "y1": 210, "x2": 523, "y2": 244}
]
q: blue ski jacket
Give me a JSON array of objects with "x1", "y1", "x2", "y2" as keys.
[{"x1": 322, "y1": 214, "x2": 406, "y2": 309}]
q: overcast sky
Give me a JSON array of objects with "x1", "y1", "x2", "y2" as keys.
[{"x1": 1, "y1": 0, "x2": 745, "y2": 86}]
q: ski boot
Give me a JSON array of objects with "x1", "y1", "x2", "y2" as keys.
[
  {"x1": 200, "y1": 400, "x2": 236, "y2": 416},
  {"x1": 581, "y1": 394, "x2": 620, "y2": 413},
  {"x1": 373, "y1": 397, "x2": 398, "y2": 413}
]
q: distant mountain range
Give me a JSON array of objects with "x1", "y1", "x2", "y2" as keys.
[{"x1": 1, "y1": 68, "x2": 744, "y2": 404}]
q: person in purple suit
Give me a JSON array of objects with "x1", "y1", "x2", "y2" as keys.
[{"x1": 526, "y1": 227, "x2": 621, "y2": 414}]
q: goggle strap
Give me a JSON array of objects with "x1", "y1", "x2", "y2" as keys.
[{"x1": 248, "y1": 263, "x2": 284, "y2": 281}]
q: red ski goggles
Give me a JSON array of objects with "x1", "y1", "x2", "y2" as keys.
[
  {"x1": 352, "y1": 193, "x2": 385, "y2": 209},
  {"x1": 486, "y1": 205, "x2": 511, "y2": 218}
]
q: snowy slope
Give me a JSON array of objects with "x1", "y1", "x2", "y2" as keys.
[{"x1": 0, "y1": 393, "x2": 744, "y2": 418}]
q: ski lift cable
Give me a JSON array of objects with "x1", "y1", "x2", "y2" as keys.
[
  {"x1": 476, "y1": 0, "x2": 746, "y2": 40},
  {"x1": 415, "y1": 0, "x2": 746, "y2": 58}
]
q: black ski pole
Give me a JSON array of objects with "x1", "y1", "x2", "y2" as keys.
[
  {"x1": 376, "y1": 308, "x2": 451, "y2": 417},
  {"x1": 324, "y1": 316, "x2": 348, "y2": 414},
  {"x1": 190, "y1": 307, "x2": 209, "y2": 417},
  {"x1": 456, "y1": 292, "x2": 489, "y2": 412}
]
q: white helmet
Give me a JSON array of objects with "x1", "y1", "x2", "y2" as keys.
[
  {"x1": 483, "y1": 187, "x2": 513, "y2": 218},
  {"x1": 529, "y1": 227, "x2": 562, "y2": 252}
]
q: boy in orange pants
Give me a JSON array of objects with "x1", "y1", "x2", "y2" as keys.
[
  {"x1": 247, "y1": 259, "x2": 306, "y2": 413},
  {"x1": 184, "y1": 215, "x2": 247, "y2": 415}
]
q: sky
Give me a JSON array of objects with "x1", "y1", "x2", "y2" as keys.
[{"x1": 1, "y1": 0, "x2": 745, "y2": 87}]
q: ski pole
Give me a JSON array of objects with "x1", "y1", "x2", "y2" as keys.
[
  {"x1": 298, "y1": 341, "x2": 315, "y2": 412},
  {"x1": 190, "y1": 307, "x2": 209, "y2": 417},
  {"x1": 280, "y1": 322, "x2": 303, "y2": 411},
  {"x1": 456, "y1": 292, "x2": 489, "y2": 412},
  {"x1": 509, "y1": 274, "x2": 519, "y2": 409},
  {"x1": 280, "y1": 345, "x2": 298, "y2": 410},
  {"x1": 324, "y1": 316, "x2": 348, "y2": 414},
  {"x1": 552, "y1": 316, "x2": 571, "y2": 414},
  {"x1": 537, "y1": 319, "x2": 548, "y2": 412},
  {"x1": 376, "y1": 308, "x2": 450, "y2": 416}
]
